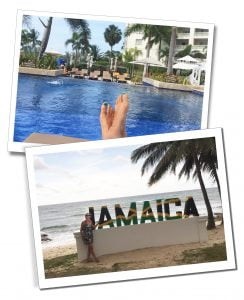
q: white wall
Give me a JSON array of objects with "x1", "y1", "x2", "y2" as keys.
[{"x1": 74, "y1": 217, "x2": 207, "y2": 261}]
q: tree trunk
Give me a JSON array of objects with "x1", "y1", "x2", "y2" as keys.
[
  {"x1": 146, "y1": 36, "x2": 151, "y2": 58},
  {"x1": 110, "y1": 46, "x2": 113, "y2": 59},
  {"x1": 212, "y1": 167, "x2": 221, "y2": 197},
  {"x1": 143, "y1": 36, "x2": 152, "y2": 77},
  {"x1": 194, "y1": 154, "x2": 216, "y2": 230},
  {"x1": 167, "y1": 26, "x2": 176, "y2": 75},
  {"x1": 38, "y1": 17, "x2": 53, "y2": 60},
  {"x1": 158, "y1": 39, "x2": 162, "y2": 61},
  {"x1": 74, "y1": 49, "x2": 78, "y2": 67}
]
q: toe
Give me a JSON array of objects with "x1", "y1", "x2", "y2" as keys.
[
  {"x1": 116, "y1": 94, "x2": 123, "y2": 106},
  {"x1": 122, "y1": 93, "x2": 129, "y2": 105},
  {"x1": 100, "y1": 103, "x2": 107, "y2": 118}
]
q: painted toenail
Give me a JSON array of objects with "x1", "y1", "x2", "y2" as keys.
[{"x1": 103, "y1": 101, "x2": 108, "y2": 106}]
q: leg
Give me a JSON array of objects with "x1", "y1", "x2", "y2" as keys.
[
  {"x1": 100, "y1": 94, "x2": 129, "y2": 139},
  {"x1": 90, "y1": 244, "x2": 99, "y2": 262},
  {"x1": 86, "y1": 245, "x2": 92, "y2": 262}
]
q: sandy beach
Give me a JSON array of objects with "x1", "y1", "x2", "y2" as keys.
[{"x1": 43, "y1": 224, "x2": 225, "y2": 271}]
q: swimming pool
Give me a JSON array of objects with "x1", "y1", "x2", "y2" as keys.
[{"x1": 14, "y1": 74, "x2": 203, "y2": 142}]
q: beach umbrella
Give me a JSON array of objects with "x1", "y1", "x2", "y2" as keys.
[
  {"x1": 45, "y1": 50, "x2": 63, "y2": 56},
  {"x1": 173, "y1": 62, "x2": 200, "y2": 70},
  {"x1": 129, "y1": 58, "x2": 166, "y2": 67},
  {"x1": 177, "y1": 55, "x2": 199, "y2": 64},
  {"x1": 129, "y1": 58, "x2": 166, "y2": 77}
]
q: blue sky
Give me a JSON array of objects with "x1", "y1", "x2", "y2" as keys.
[
  {"x1": 23, "y1": 15, "x2": 126, "y2": 55},
  {"x1": 33, "y1": 143, "x2": 216, "y2": 205}
]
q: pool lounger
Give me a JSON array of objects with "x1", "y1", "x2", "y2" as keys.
[{"x1": 24, "y1": 133, "x2": 85, "y2": 145}]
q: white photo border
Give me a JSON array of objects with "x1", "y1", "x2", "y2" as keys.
[
  {"x1": 9, "y1": 9, "x2": 214, "y2": 152},
  {"x1": 25, "y1": 128, "x2": 236, "y2": 289}
]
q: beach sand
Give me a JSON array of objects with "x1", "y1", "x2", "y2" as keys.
[{"x1": 43, "y1": 224, "x2": 225, "y2": 270}]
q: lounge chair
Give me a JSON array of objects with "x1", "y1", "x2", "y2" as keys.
[
  {"x1": 117, "y1": 74, "x2": 127, "y2": 83},
  {"x1": 70, "y1": 67, "x2": 78, "y2": 75},
  {"x1": 24, "y1": 133, "x2": 85, "y2": 144},
  {"x1": 89, "y1": 70, "x2": 100, "y2": 80},
  {"x1": 102, "y1": 71, "x2": 112, "y2": 82},
  {"x1": 73, "y1": 69, "x2": 85, "y2": 79},
  {"x1": 81, "y1": 69, "x2": 88, "y2": 76}
]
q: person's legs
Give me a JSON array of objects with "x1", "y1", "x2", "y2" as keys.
[
  {"x1": 90, "y1": 244, "x2": 99, "y2": 262},
  {"x1": 100, "y1": 94, "x2": 129, "y2": 139},
  {"x1": 86, "y1": 245, "x2": 92, "y2": 262}
]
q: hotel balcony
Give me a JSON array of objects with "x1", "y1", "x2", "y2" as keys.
[
  {"x1": 194, "y1": 31, "x2": 209, "y2": 38},
  {"x1": 177, "y1": 32, "x2": 191, "y2": 39}
]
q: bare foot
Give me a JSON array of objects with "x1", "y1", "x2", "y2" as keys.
[{"x1": 100, "y1": 94, "x2": 129, "y2": 139}]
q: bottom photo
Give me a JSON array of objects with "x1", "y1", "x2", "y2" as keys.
[{"x1": 26, "y1": 128, "x2": 236, "y2": 289}]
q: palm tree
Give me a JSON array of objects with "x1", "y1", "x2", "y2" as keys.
[
  {"x1": 125, "y1": 24, "x2": 171, "y2": 76},
  {"x1": 28, "y1": 29, "x2": 41, "y2": 49},
  {"x1": 89, "y1": 45, "x2": 103, "y2": 61},
  {"x1": 66, "y1": 18, "x2": 91, "y2": 57},
  {"x1": 65, "y1": 32, "x2": 83, "y2": 67},
  {"x1": 21, "y1": 29, "x2": 31, "y2": 49},
  {"x1": 197, "y1": 138, "x2": 220, "y2": 196},
  {"x1": 149, "y1": 26, "x2": 171, "y2": 60},
  {"x1": 125, "y1": 24, "x2": 156, "y2": 76},
  {"x1": 38, "y1": 17, "x2": 90, "y2": 60},
  {"x1": 174, "y1": 44, "x2": 192, "y2": 58},
  {"x1": 104, "y1": 25, "x2": 122, "y2": 57},
  {"x1": 125, "y1": 24, "x2": 153, "y2": 59},
  {"x1": 131, "y1": 138, "x2": 219, "y2": 230},
  {"x1": 123, "y1": 47, "x2": 142, "y2": 63},
  {"x1": 37, "y1": 17, "x2": 53, "y2": 60}
]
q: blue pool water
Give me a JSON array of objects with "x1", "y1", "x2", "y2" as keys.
[{"x1": 14, "y1": 74, "x2": 203, "y2": 142}]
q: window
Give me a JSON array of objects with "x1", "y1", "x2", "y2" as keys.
[
  {"x1": 195, "y1": 28, "x2": 209, "y2": 33},
  {"x1": 135, "y1": 39, "x2": 143, "y2": 46},
  {"x1": 194, "y1": 38, "x2": 208, "y2": 46},
  {"x1": 177, "y1": 27, "x2": 190, "y2": 33}
]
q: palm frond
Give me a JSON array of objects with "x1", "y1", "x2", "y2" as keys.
[{"x1": 131, "y1": 142, "x2": 168, "y2": 164}]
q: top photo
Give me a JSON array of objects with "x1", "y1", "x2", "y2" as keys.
[{"x1": 8, "y1": 10, "x2": 214, "y2": 152}]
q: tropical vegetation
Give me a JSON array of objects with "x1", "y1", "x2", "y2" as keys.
[
  {"x1": 19, "y1": 16, "x2": 207, "y2": 85},
  {"x1": 130, "y1": 138, "x2": 220, "y2": 230},
  {"x1": 104, "y1": 25, "x2": 122, "y2": 58}
]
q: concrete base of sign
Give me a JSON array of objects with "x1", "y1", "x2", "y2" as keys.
[{"x1": 73, "y1": 217, "x2": 208, "y2": 261}]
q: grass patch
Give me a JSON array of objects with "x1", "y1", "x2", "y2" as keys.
[
  {"x1": 44, "y1": 254, "x2": 110, "y2": 279},
  {"x1": 178, "y1": 242, "x2": 227, "y2": 265},
  {"x1": 44, "y1": 243, "x2": 227, "y2": 279},
  {"x1": 44, "y1": 253, "x2": 77, "y2": 270}
]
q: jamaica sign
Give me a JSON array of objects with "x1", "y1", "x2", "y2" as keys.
[{"x1": 88, "y1": 196, "x2": 199, "y2": 229}]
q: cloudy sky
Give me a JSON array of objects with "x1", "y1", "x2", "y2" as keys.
[{"x1": 32, "y1": 143, "x2": 217, "y2": 206}]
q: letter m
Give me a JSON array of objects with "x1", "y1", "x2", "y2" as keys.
[{"x1": 115, "y1": 202, "x2": 138, "y2": 226}]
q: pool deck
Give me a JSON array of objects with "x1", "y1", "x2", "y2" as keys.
[
  {"x1": 18, "y1": 68, "x2": 204, "y2": 95},
  {"x1": 19, "y1": 67, "x2": 64, "y2": 77},
  {"x1": 142, "y1": 77, "x2": 204, "y2": 94}
]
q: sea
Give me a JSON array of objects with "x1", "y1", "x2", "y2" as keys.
[{"x1": 39, "y1": 187, "x2": 222, "y2": 248}]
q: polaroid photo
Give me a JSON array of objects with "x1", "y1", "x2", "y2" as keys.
[
  {"x1": 9, "y1": 9, "x2": 214, "y2": 152},
  {"x1": 26, "y1": 128, "x2": 236, "y2": 289}
]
